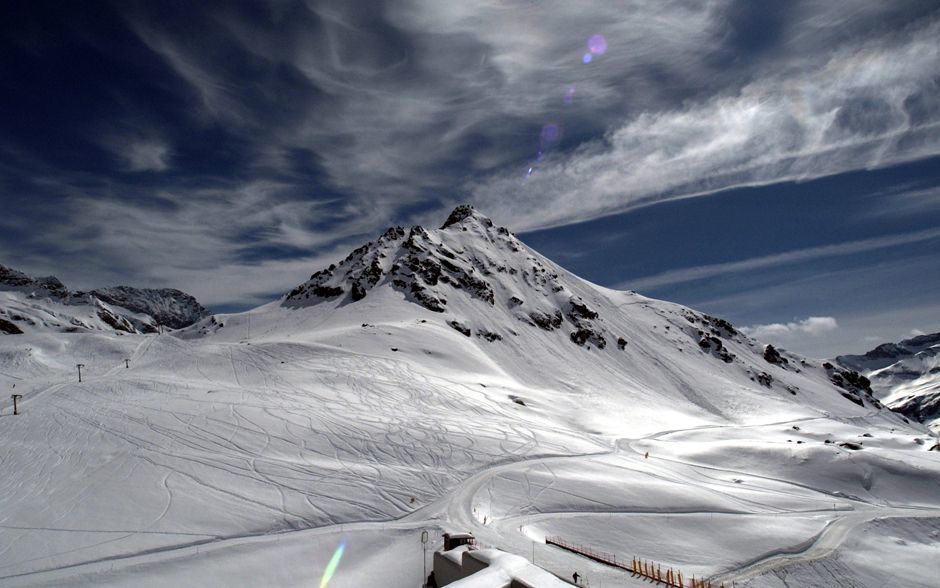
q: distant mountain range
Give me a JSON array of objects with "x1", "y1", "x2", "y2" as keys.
[
  {"x1": 837, "y1": 333, "x2": 940, "y2": 431},
  {"x1": 0, "y1": 264, "x2": 209, "y2": 335}
]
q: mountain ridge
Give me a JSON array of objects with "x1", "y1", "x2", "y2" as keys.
[
  {"x1": 0, "y1": 263, "x2": 209, "y2": 334},
  {"x1": 837, "y1": 331, "x2": 940, "y2": 432},
  {"x1": 186, "y1": 204, "x2": 890, "y2": 431}
]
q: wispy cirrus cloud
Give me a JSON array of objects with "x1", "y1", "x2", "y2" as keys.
[
  {"x1": 99, "y1": 136, "x2": 172, "y2": 172},
  {"x1": 124, "y1": 140, "x2": 171, "y2": 172},
  {"x1": 468, "y1": 13, "x2": 940, "y2": 230},
  {"x1": 2, "y1": 0, "x2": 940, "y2": 315},
  {"x1": 115, "y1": 0, "x2": 940, "y2": 232},
  {"x1": 741, "y1": 317, "x2": 840, "y2": 341},
  {"x1": 31, "y1": 180, "x2": 386, "y2": 306},
  {"x1": 623, "y1": 226, "x2": 940, "y2": 291}
]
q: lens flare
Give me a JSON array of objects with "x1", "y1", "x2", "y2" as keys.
[
  {"x1": 540, "y1": 123, "x2": 560, "y2": 144},
  {"x1": 587, "y1": 34, "x2": 608, "y2": 55},
  {"x1": 582, "y1": 52, "x2": 592, "y2": 64},
  {"x1": 563, "y1": 85, "x2": 576, "y2": 104},
  {"x1": 319, "y1": 540, "x2": 346, "y2": 588}
]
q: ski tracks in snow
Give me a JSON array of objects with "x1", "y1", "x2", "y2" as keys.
[{"x1": 4, "y1": 337, "x2": 938, "y2": 585}]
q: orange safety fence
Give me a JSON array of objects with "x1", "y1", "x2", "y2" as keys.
[{"x1": 544, "y1": 536, "x2": 731, "y2": 588}]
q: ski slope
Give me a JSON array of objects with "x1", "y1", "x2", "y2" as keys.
[{"x1": 1, "y1": 208, "x2": 938, "y2": 587}]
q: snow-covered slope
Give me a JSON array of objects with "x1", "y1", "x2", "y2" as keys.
[
  {"x1": 232, "y1": 204, "x2": 886, "y2": 433},
  {"x1": 837, "y1": 333, "x2": 940, "y2": 433},
  {"x1": 1, "y1": 207, "x2": 937, "y2": 588},
  {"x1": 0, "y1": 264, "x2": 209, "y2": 335}
]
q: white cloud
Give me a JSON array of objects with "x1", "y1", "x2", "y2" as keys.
[
  {"x1": 622, "y1": 226, "x2": 940, "y2": 291},
  {"x1": 121, "y1": 2, "x2": 940, "y2": 238},
  {"x1": 9, "y1": 1, "x2": 940, "y2": 314},
  {"x1": 98, "y1": 134, "x2": 172, "y2": 172},
  {"x1": 467, "y1": 15, "x2": 940, "y2": 231},
  {"x1": 741, "y1": 316, "x2": 839, "y2": 341},
  {"x1": 124, "y1": 140, "x2": 171, "y2": 172},
  {"x1": 6, "y1": 177, "x2": 390, "y2": 307},
  {"x1": 863, "y1": 187, "x2": 940, "y2": 220},
  {"x1": 129, "y1": 21, "x2": 242, "y2": 121}
]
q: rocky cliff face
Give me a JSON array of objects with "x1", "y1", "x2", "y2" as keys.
[
  {"x1": 0, "y1": 265, "x2": 69, "y2": 298},
  {"x1": 837, "y1": 332, "x2": 940, "y2": 430},
  {"x1": 284, "y1": 205, "x2": 610, "y2": 349},
  {"x1": 837, "y1": 333, "x2": 940, "y2": 373},
  {"x1": 0, "y1": 263, "x2": 210, "y2": 334},
  {"x1": 88, "y1": 286, "x2": 208, "y2": 330}
]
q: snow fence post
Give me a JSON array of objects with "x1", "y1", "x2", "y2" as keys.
[
  {"x1": 76, "y1": 363, "x2": 85, "y2": 382},
  {"x1": 421, "y1": 530, "x2": 428, "y2": 587},
  {"x1": 11, "y1": 394, "x2": 22, "y2": 415}
]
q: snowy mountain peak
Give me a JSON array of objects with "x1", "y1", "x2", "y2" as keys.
[
  {"x1": 285, "y1": 206, "x2": 521, "y2": 315},
  {"x1": 837, "y1": 331, "x2": 940, "y2": 431},
  {"x1": 837, "y1": 332, "x2": 940, "y2": 373},
  {"x1": 0, "y1": 263, "x2": 210, "y2": 334},
  {"x1": 0, "y1": 263, "x2": 69, "y2": 298},
  {"x1": 440, "y1": 204, "x2": 495, "y2": 230},
  {"x1": 282, "y1": 206, "x2": 606, "y2": 345},
  {"x1": 275, "y1": 208, "x2": 888, "y2": 421}
]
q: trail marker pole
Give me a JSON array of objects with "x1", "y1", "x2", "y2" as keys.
[
  {"x1": 421, "y1": 530, "x2": 428, "y2": 587},
  {"x1": 124, "y1": 358, "x2": 130, "y2": 368},
  {"x1": 11, "y1": 394, "x2": 22, "y2": 415},
  {"x1": 76, "y1": 363, "x2": 85, "y2": 382}
]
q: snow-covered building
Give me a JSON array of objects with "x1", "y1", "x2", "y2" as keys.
[{"x1": 432, "y1": 544, "x2": 569, "y2": 587}]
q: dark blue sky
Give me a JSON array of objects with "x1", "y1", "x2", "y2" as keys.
[{"x1": 1, "y1": 1, "x2": 939, "y2": 357}]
